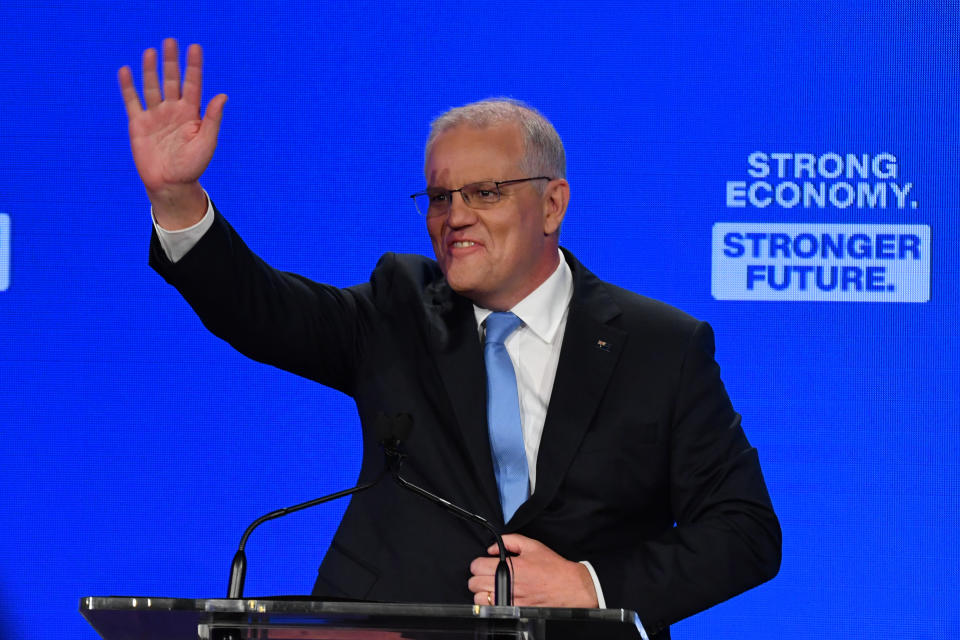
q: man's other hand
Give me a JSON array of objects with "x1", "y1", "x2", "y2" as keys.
[
  {"x1": 468, "y1": 534, "x2": 599, "y2": 607},
  {"x1": 118, "y1": 38, "x2": 227, "y2": 229}
]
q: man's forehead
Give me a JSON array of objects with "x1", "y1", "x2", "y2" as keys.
[{"x1": 425, "y1": 122, "x2": 524, "y2": 184}]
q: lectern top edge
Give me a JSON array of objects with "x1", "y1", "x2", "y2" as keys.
[{"x1": 80, "y1": 596, "x2": 649, "y2": 640}]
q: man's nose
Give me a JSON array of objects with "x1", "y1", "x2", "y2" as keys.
[{"x1": 446, "y1": 192, "x2": 477, "y2": 227}]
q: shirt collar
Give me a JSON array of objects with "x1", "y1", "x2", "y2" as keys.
[{"x1": 473, "y1": 250, "x2": 574, "y2": 344}]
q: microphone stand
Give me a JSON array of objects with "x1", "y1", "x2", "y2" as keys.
[
  {"x1": 383, "y1": 436, "x2": 513, "y2": 606},
  {"x1": 227, "y1": 470, "x2": 386, "y2": 599},
  {"x1": 226, "y1": 413, "x2": 512, "y2": 606}
]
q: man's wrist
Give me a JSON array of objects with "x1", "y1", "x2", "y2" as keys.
[
  {"x1": 149, "y1": 182, "x2": 208, "y2": 231},
  {"x1": 579, "y1": 561, "x2": 606, "y2": 608},
  {"x1": 153, "y1": 190, "x2": 215, "y2": 263}
]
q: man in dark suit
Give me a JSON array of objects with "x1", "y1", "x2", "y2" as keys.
[{"x1": 120, "y1": 39, "x2": 780, "y2": 637}]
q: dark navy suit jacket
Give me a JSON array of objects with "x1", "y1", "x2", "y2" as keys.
[{"x1": 150, "y1": 208, "x2": 781, "y2": 638}]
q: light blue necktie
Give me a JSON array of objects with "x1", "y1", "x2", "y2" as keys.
[{"x1": 484, "y1": 311, "x2": 529, "y2": 522}]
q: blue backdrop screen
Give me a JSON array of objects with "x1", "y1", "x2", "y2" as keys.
[{"x1": 1, "y1": 1, "x2": 957, "y2": 637}]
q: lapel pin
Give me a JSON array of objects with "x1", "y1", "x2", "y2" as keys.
[{"x1": 595, "y1": 339, "x2": 611, "y2": 352}]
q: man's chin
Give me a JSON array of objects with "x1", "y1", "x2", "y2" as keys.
[
  {"x1": 443, "y1": 272, "x2": 483, "y2": 301},
  {"x1": 445, "y1": 278, "x2": 477, "y2": 298}
]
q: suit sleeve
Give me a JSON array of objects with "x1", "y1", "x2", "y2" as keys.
[
  {"x1": 148, "y1": 205, "x2": 379, "y2": 396},
  {"x1": 589, "y1": 321, "x2": 781, "y2": 635}
]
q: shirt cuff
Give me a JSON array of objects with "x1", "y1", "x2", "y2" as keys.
[
  {"x1": 579, "y1": 560, "x2": 606, "y2": 608},
  {"x1": 152, "y1": 191, "x2": 215, "y2": 263}
]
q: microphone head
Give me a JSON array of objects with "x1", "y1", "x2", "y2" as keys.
[
  {"x1": 392, "y1": 413, "x2": 413, "y2": 442},
  {"x1": 374, "y1": 412, "x2": 393, "y2": 443},
  {"x1": 375, "y1": 412, "x2": 414, "y2": 447}
]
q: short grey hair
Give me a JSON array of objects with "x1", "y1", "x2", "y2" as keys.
[{"x1": 424, "y1": 98, "x2": 566, "y2": 182}]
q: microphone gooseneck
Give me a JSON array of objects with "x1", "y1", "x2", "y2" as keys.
[
  {"x1": 226, "y1": 470, "x2": 386, "y2": 598},
  {"x1": 382, "y1": 415, "x2": 513, "y2": 606},
  {"x1": 226, "y1": 412, "x2": 514, "y2": 606}
]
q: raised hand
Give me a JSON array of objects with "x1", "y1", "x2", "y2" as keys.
[{"x1": 118, "y1": 38, "x2": 227, "y2": 229}]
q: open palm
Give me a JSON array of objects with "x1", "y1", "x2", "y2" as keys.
[{"x1": 118, "y1": 39, "x2": 226, "y2": 214}]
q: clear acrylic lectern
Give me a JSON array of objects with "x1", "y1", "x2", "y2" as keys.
[{"x1": 80, "y1": 596, "x2": 649, "y2": 640}]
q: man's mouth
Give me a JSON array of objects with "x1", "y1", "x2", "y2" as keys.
[{"x1": 451, "y1": 241, "x2": 476, "y2": 248}]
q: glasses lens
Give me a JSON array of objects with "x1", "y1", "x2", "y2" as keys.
[
  {"x1": 462, "y1": 182, "x2": 500, "y2": 207},
  {"x1": 417, "y1": 188, "x2": 460, "y2": 217},
  {"x1": 413, "y1": 193, "x2": 437, "y2": 216},
  {"x1": 413, "y1": 182, "x2": 502, "y2": 216}
]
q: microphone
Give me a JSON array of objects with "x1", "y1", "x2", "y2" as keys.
[
  {"x1": 380, "y1": 414, "x2": 513, "y2": 606},
  {"x1": 226, "y1": 431, "x2": 391, "y2": 598}
]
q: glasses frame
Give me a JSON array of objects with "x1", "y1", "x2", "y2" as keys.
[{"x1": 410, "y1": 176, "x2": 553, "y2": 217}]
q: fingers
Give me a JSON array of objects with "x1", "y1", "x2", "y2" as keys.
[
  {"x1": 468, "y1": 574, "x2": 497, "y2": 605},
  {"x1": 469, "y1": 556, "x2": 500, "y2": 577},
  {"x1": 181, "y1": 43, "x2": 203, "y2": 107},
  {"x1": 117, "y1": 66, "x2": 142, "y2": 118},
  {"x1": 162, "y1": 38, "x2": 181, "y2": 101},
  {"x1": 142, "y1": 47, "x2": 161, "y2": 108},
  {"x1": 131, "y1": 39, "x2": 207, "y2": 113},
  {"x1": 468, "y1": 575, "x2": 495, "y2": 595}
]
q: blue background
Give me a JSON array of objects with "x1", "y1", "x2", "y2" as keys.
[{"x1": 0, "y1": 1, "x2": 957, "y2": 637}]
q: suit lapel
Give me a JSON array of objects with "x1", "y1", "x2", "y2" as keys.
[
  {"x1": 423, "y1": 280, "x2": 503, "y2": 523},
  {"x1": 509, "y1": 251, "x2": 625, "y2": 529}
]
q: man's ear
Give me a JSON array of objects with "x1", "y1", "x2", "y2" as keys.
[{"x1": 542, "y1": 178, "x2": 570, "y2": 235}]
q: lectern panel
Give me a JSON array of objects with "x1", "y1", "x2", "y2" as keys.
[{"x1": 80, "y1": 597, "x2": 648, "y2": 640}]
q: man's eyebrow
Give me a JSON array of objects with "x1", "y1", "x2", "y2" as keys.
[{"x1": 427, "y1": 178, "x2": 497, "y2": 189}]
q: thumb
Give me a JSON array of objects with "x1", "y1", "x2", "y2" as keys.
[
  {"x1": 199, "y1": 93, "x2": 228, "y2": 141},
  {"x1": 488, "y1": 533, "x2": 531, "y2": 555}
]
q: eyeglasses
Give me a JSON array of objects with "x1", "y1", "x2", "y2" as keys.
[{"x1": 410, "y1": 176, "x2": 552, "y2": 217}]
